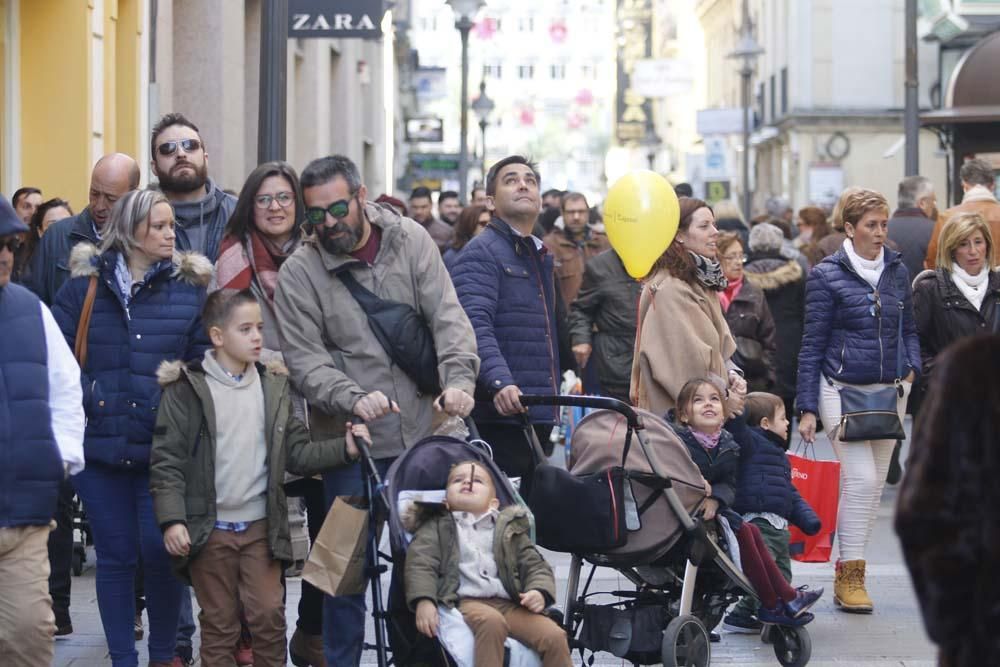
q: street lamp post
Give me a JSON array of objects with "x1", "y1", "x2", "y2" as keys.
[
  {"x1": 727, "y1": 0, "x2": 763, "y2": 223},
  {"x1": 471, "y1": 79, "x2": 495, "y2": 182},
  {"x1": 448, "y1": 0, "x2": 484, "y2": 204},
  {"x1": 641, "y1": 124, "x2": 661, "y2": 171}
]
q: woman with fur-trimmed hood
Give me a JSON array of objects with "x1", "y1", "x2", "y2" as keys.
[
  {"x1": 50, "y1": 189, "x2": 212, "y2": 667},
  {"x1": 744, "y1": 222, "x2": 806, "y2": 441}
]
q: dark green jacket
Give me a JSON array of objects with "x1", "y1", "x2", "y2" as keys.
[
  {"x1": 404, "y1": 505, "x2": 556, "y2": 610},
  {"x1": 150, "y1": 358, "x2": 353, "y2": 582}
]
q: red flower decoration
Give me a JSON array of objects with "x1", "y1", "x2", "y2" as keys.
[
  {"x1": 474, "y1": 17, "x2": 497, "y2": 40},
  {"x1": 549, "y1": 21, "x2": 567, "y2": 43},
  {"x1": 575, "y1": 89, "x2": 594, "y2": 106},
  {"x1": 519, "y1": 107, "x2": 535, "y2": 126}
]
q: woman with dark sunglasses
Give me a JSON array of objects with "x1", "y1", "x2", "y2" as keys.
[
  {"x1": 213, "y1": 161, "x2": 327, "y2": 666},
  {"x1": 795, "y1": 187, "x2": 921, "y2": 615}
]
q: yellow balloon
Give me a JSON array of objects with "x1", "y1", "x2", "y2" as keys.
[{"x1": 603, "y1": 171, "x2": 680, "y2": 279}]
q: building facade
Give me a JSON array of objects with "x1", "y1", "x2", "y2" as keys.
[
  {"x1": 0, "y1": 0, "x2": 408, "y2": 210},
  {"x1": 696, "y1": 0, "x2": 949, "y2": 214}
]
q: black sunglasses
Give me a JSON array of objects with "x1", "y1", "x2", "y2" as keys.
[
  {"x1": 0, "y1": 237, "x2": 23, "y2": 253},
  {"x1": 156, "y1": 138, "x2": 202, "y2": 157},
  {"x1": 305, "y1": 197, "x2": 355, "y2": 225}
]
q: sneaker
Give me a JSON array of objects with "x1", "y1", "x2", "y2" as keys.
[
  {"x1": 722, "y1": 612, "x2": 762, "y2": 633},
  {"x1": 758, "y1": 606, "x2": 814, "y2": 627},
  {"x1": 784, "y1": 586, "x2": 824, "y2": 618},
  {"x1": 234, "y1": 644, "x2": 254, "y2": 666},
  {"x1": 54, "y1": 623, "x2": 73, "y2": 637},
  {"x1": 173, "y1": 644, "x2": 194, "y2": 666}
]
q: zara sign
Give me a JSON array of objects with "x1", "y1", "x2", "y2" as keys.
[{"x1": 288, "y1": 0, "x2": 384, "y2": 39}]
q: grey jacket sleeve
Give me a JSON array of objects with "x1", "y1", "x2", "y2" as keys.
[
  {"x1": 411, "y1": 227, "x2": 480, "y2": 395},
  {"x1": 274, "y1": 260, "x2": 367, "y2": 415}
]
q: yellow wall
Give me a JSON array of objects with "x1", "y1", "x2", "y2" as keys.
[
  {"x1": 20, "y1": 1, "x2": 91, "y2": 207},
  {"x1": 20, "y1": 0, "x2": 143, "y2": 208}
]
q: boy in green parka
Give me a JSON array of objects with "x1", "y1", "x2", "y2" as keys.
[
  {"x1": 150, "y1": 289, "x2": 369, "y2": 666},
  {"x1": 405, "y1": 460, "x2": 571, "y2": 667}
]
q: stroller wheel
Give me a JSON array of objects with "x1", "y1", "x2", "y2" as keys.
[
  {"x1": 772, "y1": 625, "x2": 812, "y2": 667},
  {"x1": 661, "y1": 615, "x2": 710, "y2": 667}
]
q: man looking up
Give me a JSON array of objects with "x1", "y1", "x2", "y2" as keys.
[
  {"x1": 149, "y1": 112, "x2": 236, "y2": 262},
  {"x1": 451, "y1": 156, "x2": 560, "y2": 478}
]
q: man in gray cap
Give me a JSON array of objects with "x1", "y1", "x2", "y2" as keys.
[{"x1": 0, "y1": 194, "x2": 85, "y2": 666}]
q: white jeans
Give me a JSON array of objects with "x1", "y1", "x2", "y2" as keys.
[{"x1": 817, "y1": 378, "x2": 911, "y2": 562}]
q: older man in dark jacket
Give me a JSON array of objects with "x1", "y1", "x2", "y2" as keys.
[
  {"x1": 888, "y1": 175, "x2": 937, "y2": 278},
  {"x1": 29, "y1": 154, "x2": 139, "y2": 305},
  {"x1": 451, "y1": 155, "x2": 560, "y2": 478},
  {"x1": 567, "y1": 249, "x2": 640, "y2": 403}
]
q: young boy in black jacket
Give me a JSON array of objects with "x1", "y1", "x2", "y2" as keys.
[{"x1": 723, "y1": 392, "x2": 822, "y2": 634}]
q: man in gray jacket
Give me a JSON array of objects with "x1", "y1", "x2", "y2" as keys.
[
  {"x1": 275, "y1": 154, "x2": 479, "y2": 667},
  {"x1": 149, "y1": 112, "x2": 236, "y2": 262}
]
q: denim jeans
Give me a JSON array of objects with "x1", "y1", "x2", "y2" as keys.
[
  {"x1": 322, "y1": 459, "x2": 392, "y2": 667},
  {"x1": 73, "y1": 465, "x2": 183, "y2": 666},
  {"x1": 176, "y1": 588, "x2": 196, "y2": 653}
]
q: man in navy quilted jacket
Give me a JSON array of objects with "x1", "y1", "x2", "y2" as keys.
[
  {"x1": 451, "y1": 156, "x2": 561, "y2": 478},
  {"x1": 0, "y1": 194, "x2": 85, "y2": 665}
]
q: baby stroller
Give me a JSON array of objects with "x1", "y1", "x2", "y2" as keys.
[
  {"x1": 519, "y1": 395, "x2": 812, "y2": 667},
  {"x1": 354, "y1": 430, "x2": 547, "y2": 667}
]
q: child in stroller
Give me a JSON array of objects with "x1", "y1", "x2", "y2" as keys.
[
  {"x1": 404, "y1": 458, "x2": 572, "y2": 667},
  {"x1": 669, "y1": 377, "x2": 823, "y2": 627}
]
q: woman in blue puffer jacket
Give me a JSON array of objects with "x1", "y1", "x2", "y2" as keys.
[
  {"x1": 796, "y1": 188, "x2": 920, "y2": 616},
  {"x1": 52, "y1": 189, "x2": 210, "y2": 667}
]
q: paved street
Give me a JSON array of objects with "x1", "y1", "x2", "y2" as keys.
[{"x1": 55, "y1": 418, "x2": 936, "y2": 666}]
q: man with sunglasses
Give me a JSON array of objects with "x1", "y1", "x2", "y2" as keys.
[
  {"x1": 0, "y1": 194, "x2": 86, "y2": 666},
  {"x1": 274, "y1": 154, "x2": 478, "y2": 667},
  {"x1": 149, "y1": 112, "x2": 236, "y2": 263}
]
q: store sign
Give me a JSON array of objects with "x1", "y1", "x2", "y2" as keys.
[
  {"x1": 697, "y1": 108, "x2": 745, "y2": 136},
  {"x1": 288, "y1": 0, "x2": 384, "y2": 38},
  {"x1": 631, "y1": 59, "x2": 694, "y2": 98},
  {"x1": 615, "y1": 0, "x2": 654, "y2": 145},
  {"x1": 405, "y1": 118, "x2": 444, "y2": 143}
]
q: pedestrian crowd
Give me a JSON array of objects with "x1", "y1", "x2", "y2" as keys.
[{"x1": 0, "y1": 109, "x2": 998, "y2": 667}]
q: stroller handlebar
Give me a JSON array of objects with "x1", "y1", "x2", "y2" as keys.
[{"x1": 517, "y1": 394, "x2": 643, "y2": 430}]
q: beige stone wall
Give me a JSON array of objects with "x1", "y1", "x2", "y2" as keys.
[{"x1": 151, "y1": 0, "x2": 396, "y2": 194}]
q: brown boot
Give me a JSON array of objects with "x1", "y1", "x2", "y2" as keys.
[
  {"x1": 834, "y1": 559, "x2": 874, "y2": 613},
  {"x1": 289, "y1": 627, "x2": 327, "y2": 667}
]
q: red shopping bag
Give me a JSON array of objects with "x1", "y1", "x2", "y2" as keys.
[{"x1": 787, "y1": 448, "x2": 840, "y2": 563}]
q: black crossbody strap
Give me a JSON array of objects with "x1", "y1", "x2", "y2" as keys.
[
  {"x1": 896, "y1": 299, "x2": 905, "y2": 381},
  {"x1": 336, "y1": 269, "x2": 395, "y2": 356}
]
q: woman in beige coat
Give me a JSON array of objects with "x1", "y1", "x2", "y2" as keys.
[{"x1": 630, "y1": 197, "x2": 745, "y2": 415}]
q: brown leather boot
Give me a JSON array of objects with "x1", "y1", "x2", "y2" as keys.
[
  {"x1": 289, "y1": 627, "x2": 327, "y2": 667},
  {"x1": 834, "y1": 559, "x2": 874, "y2": 613}
]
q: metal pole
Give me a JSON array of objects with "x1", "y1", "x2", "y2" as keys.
[
  {"x1": 741, "y1": 67, "x2": 752, "y2": 222},
  {"x1": 479, "y1": 118, "x2": 488, "y2": 181},
  {"x1": 258, "y1": 0, "x2": 288, "y2": 164},
  {"x1": 904, "y1": 0, "x2": 920, "y2": 176},
  {"x1": 457, "y1": 18, "x2": 472, "y2": 204}
]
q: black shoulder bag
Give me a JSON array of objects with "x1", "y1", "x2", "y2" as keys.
[
  {"x1": 836, "y1": 298, "x2": 907, "y2": 442},
  {"x1": 337, "y1": 269, "x2": 442, "y2": 396}
]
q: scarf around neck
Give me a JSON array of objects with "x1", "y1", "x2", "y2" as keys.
[
  {"x1": 962, "y1": 185, "x2": 998, "y2": 204},
  {"x1": 692, "y1": 428, "x2": 722, "y2": 450},
  {"x1": 216, "y1": 229, "x2": 296, "y2": 303},
  {"x1": 951, "y1": 264, "x2": 989, "y2": 311},
  {"x1": 719, "y1": 275, "x2": 744, "y2": 311},
  {"x1": 690, "y1": 251, "x2": 728, "y2": 291},
  {"x1": 843, "y1": 238, "x2": 884, "y2": 288}
]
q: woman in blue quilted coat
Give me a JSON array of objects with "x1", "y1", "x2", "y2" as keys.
[
  {"x1": 52, "y1": 189, "x2": 210, "y2": 667},
  {"x1": 796, "y1": 188, "x2": 920, "y2": 615}
]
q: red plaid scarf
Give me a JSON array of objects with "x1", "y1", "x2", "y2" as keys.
[{"x1": 215, "y1": 230, "x2": 289, "y2": 302}]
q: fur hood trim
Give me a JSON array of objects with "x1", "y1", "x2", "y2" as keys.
[
  {"x1": 156, "y1": 359, "x2": 186, "y2": 387},
  {"x1": 157, "y1": 357, "x2": 288, "y2": 388},
  {"x1": 68, "y1": 242, "x2": 212, "y2": 287},
  {"x1": 744, "y1": 260, "x2": 803, "y2": 291},
  {"x1": 912, "y1": 268, "x2": 936, "y2": 289},
  {"x1": 69, "y1": 242, "x2": 102, "y2": 278}
]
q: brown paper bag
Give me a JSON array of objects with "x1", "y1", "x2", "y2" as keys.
[{"x1": 302, "y1": 497, "x2": 369, "y2": 596}]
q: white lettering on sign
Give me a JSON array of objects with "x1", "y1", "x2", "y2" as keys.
[
  {"x1": 791, "y1": 468, "x2": 809, "y2": 481},
  {"x1": 292, "y1": 13, "x2": 376, "y2": 32}
]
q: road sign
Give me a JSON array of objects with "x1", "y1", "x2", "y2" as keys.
[{"x1": 705, "y1": 180, "x2": 731, "y2": 204}]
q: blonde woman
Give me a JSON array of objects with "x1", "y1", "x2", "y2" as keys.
[
  {"x1": 796, "y1": 188, "x2": 921, "y2": 614},
  {"x1": 912, "y1": 212, "x2": 1000, "y2": 382}
]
